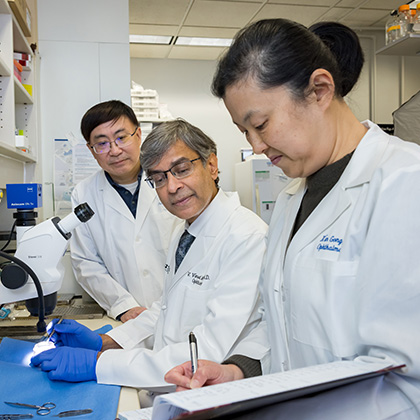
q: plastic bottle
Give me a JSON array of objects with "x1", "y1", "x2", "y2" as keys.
[
  {"x1": 386, "y1": 10, "x2": 399, "y2": 44},
  {"x1": 413, "y1": 4, "x2": 420, "y2": 34},
  {"x1": 409, "y1": 8, "x2": 416, "y2": 32},
  {"x1": 397, "y1": 4, "x2": 411, "y2": 38}
]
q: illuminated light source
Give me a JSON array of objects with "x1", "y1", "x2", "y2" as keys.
[
  {"x1": 32, "y1": 340, "x2": 56, "y2": 357},
  {"x1": 175, "y1": 36, "x2": 233, "y2": 47},
  {"x1": 129, "y1": 35, "x2": 173, "y2": 45}
]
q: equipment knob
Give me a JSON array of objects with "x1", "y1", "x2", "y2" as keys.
[{"x1": 0, "y1": 263, "x2": 28, "y2": 289}]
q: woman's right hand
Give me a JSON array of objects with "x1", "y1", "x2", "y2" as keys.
[{"x1": 165, "y1": 359, "x2": 244, "y2": 391}]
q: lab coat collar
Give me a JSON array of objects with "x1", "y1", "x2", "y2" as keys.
[
  {"x1": 343, "y1": 120, "x2": 390, "y2": 189},
  {"x1": 98, "y1": 170, "x2": 133, "y2": 222},
  {"x1": 284, "y1": 120, "x2": 388, "y2": 198},
  {"x1": 135, "y1": 170, "x2": 161, "y2": 234},
  {"x1": 286, "y1": 180, "x2": 351, "y2": 257},
  {"x1": 97, "y1": 169, "x2": 157, "y2": 232},
  {"x1": 186, "y1": 189, "x2": 239, "y2": 238},
  {"x1": 282, "y1": 121, "x2": 386, "y2": 257},
  {"x1": 171, "y1": 189, "x2": 241, "y2": 280}
]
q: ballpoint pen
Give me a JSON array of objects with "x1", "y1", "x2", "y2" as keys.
[{"x1": 189, "y1": 331, "x2": 198, "y2": 375}]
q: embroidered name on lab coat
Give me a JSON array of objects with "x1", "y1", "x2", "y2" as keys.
[
  {"x1": 317, "y1": 234, "x2": 343, "y2": 253},
  {"x1": 187, "y1": 272, "x2": 210, "y2": 286}
]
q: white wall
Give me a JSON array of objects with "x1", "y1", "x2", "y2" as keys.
[
  {"x1": 131, "y1": 35, "x2": 420, "y2": 191},
  {"x1": 37, "y1": 0, "x2": 131, "y2": 218},
  {"x1": 130, "y1": 58, "x2": 250, "y2": 191},
  {"x1": 367, "y1": 30, "x2": 420, "y2": 123}
]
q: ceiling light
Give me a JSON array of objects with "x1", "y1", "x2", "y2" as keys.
[
  {"x1": 175, "y1": 37, "x2": 233, "y2": 47},
  {"x1": 129, "y1": 35, "x2": 173, "y2": 45}
]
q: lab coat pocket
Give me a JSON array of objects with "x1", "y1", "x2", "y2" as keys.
[
  {"x1": 291, "y1": 259, "x2": 359, "y2": 358},
  {"x1": 178, "y1": 286, "x2": 212, "y2": 336}
]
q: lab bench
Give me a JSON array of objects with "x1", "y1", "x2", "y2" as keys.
[
  {"x1": 80, "y1": 318, "x2": 141, "y2": 413},
  {"x1": 0, "y1": 311, "x2": 141, "y2": 414}
]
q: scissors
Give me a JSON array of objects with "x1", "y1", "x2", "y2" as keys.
[{"x1": 4, "y1": 402, "x2": 56, "y2": 416}]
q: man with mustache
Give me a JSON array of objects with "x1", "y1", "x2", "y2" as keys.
[{"x1": 32, "y1": 119, "x2": 269, "y2": 402}]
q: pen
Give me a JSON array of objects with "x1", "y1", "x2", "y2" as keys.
[{"x1": 189, "y1": 331, "x2": 198, "y2": 375}]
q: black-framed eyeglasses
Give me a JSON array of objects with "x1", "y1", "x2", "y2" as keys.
[
  {"x1": 90, "y1": 127, "x2": 138, "y2": 154},
  {"x1": 145, "y1": 158, "x2": 201, "y2": 189}
]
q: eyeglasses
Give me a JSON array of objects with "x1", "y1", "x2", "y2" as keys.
[
  {"x1": 90, "y1": 127, "x2": 138, "y2": 154},
  {"x1": 145, "y1": 158, "x2": 201, "y2": 189}
]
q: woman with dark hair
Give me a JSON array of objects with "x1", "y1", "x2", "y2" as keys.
[{"x1": 166, "y1": 19, "x2": 420, "y2": 419}]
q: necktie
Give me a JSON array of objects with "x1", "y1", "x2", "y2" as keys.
[{"x1": 175, "y1": 230, "x2": 195, "y2": 273}]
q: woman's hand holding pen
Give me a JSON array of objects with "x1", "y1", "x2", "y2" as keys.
[{"x1": 165, "y1": 360, "x2": 244, "y2": 391}]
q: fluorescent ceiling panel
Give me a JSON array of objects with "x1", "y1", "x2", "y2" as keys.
[
  {"x1": 175, "y1": 36, "x2": 233, "y2": 47},
  {"x1": 129, "y1": 35, "x2": 173, "y2": 44}
]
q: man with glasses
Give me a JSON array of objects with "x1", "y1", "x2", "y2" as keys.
[
  {"x1": 32, "y1": 119, "x2": 269, "y2": 397},
  {"x1": 70, "y1": 100, "x2": 181, "y2": 322}
]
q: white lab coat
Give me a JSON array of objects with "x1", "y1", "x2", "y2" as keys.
[
  {"x1": 96, "y1": 190, "x2": 269, "y2": 388},
  {"x1": 258, "y1": 121, "x2": 420, "y2": 418},
  {"x1": 70, "y1": 169, "x2": 181, "y2": 318}
]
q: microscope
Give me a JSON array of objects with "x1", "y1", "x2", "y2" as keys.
[{"x1": 0, "y1": 184, "x2": 94, "y2": 332}]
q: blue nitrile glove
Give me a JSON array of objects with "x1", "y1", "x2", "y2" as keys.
[
  {"x1": 31, "y1": 346, "x2": 98, "y2": 382},
  {"x1": 48, "y1": 318, "x2": 102, "y2": 351}
]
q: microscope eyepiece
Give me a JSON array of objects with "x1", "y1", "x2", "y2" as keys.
[{"x1": 74, "y1": 203, "x2": 94, "y2": 223}]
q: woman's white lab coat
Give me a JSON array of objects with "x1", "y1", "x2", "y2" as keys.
[
  {"x1": 96, "y1": 190, "x2": 269, "y2": 389},
  {"x1": 70, "y1": 170, "x2": 181, "y2": 318},
  {"x1": 261, "y1": 121, "x2": 420, "y2": 418}
]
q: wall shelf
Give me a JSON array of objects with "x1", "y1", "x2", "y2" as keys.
[
  {"x1": 0, "y1": 141, "x2": 36, "y2": 163},
  {"x1": 376, "y1": 33, "x2": 420, "y2": 56},
  {"x1": 0, "y1": 55, "x2": 11, "y2": 76},
  {"x1": 0, "y1": 0, "x2": 37, "y2": 167},
  {"x1": 0, "y1": 0, "x2": 8, "y2": 13},
  {"x1": 11, "y1": 12, "x2": 31, "y2": 55},
  {"x1": 14, "y1": 76, "x2": 33, "y2": 104}
]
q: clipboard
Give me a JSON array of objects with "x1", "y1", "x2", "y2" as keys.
[
  {"x1": 173, "y1": 363, "x2": 405, "y2": 420},
  {"x1": 119, "y1": 360, "x2": 404, "y2": 420}
]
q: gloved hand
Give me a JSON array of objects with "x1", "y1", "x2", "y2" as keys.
[
  {"x1": 31, "y1": 346, "x2": 98, "y2": 382},
  {"x1": 48, "y1": 319, "x2": 102, "y2": 351}
]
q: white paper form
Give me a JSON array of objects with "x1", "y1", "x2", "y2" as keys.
[
  {"x1": 152, "y1": 360, "x2": 394, "y2": 419},
  {"x1": 118, "y1": 360, "x2": 397, "y2": 420}
]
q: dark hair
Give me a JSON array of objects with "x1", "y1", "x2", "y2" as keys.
[
  {"x1": 80, "y1": 100, "x2": 138, "y2": 142},
  {"x1": 309, "y1": 21, "x2": 364, "y2": 97},
  {"x1": 141, "y1": 118, "x2": 219, "y2": 187},
  {"x1": 212, "y1": 19, "x2": 364, "y2": 100}
]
